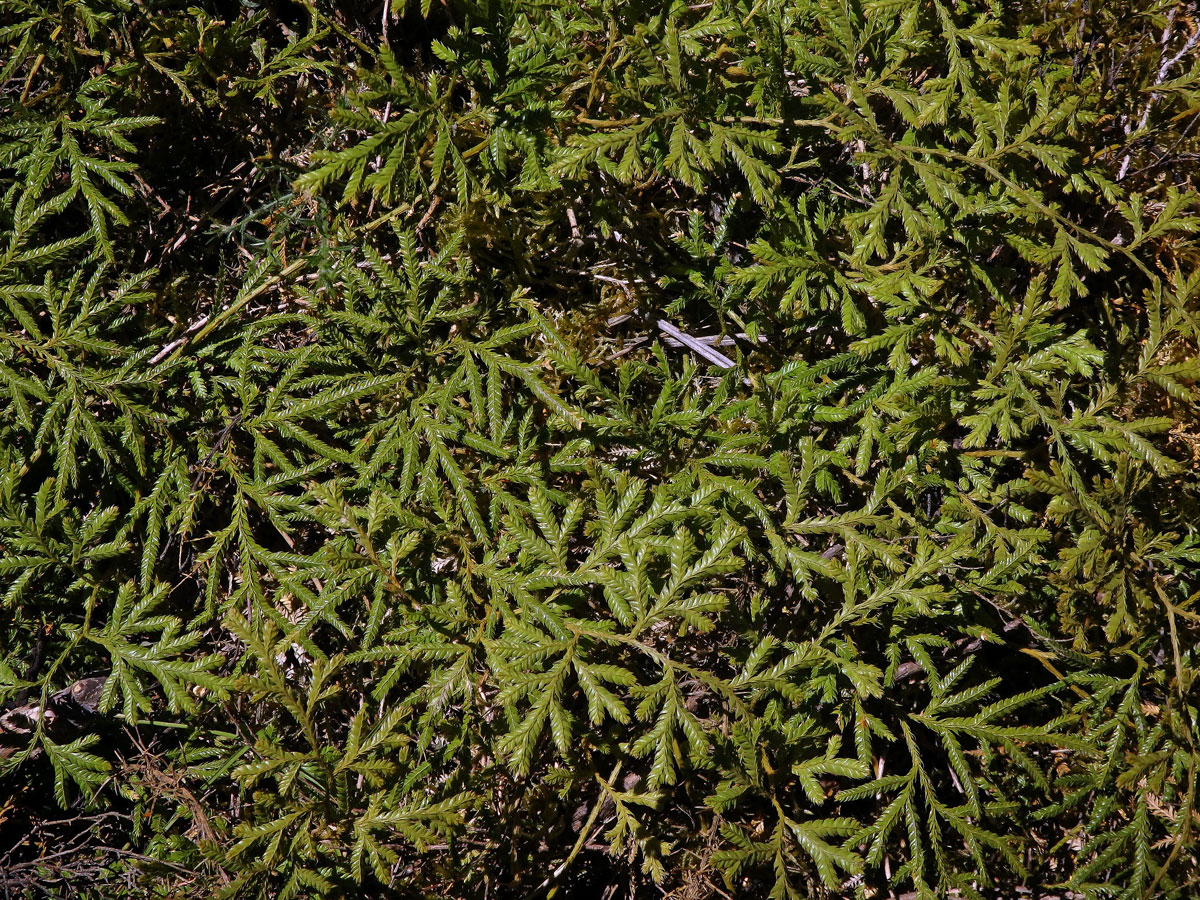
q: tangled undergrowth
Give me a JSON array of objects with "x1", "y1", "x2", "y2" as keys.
[{"x1": 2, "y1": 1, "x2": 1200, "y2": 898}]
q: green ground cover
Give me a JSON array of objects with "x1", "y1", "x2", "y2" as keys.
[{"x1": 2, "y1": 2, "x2": 1200, "y2": 897}]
